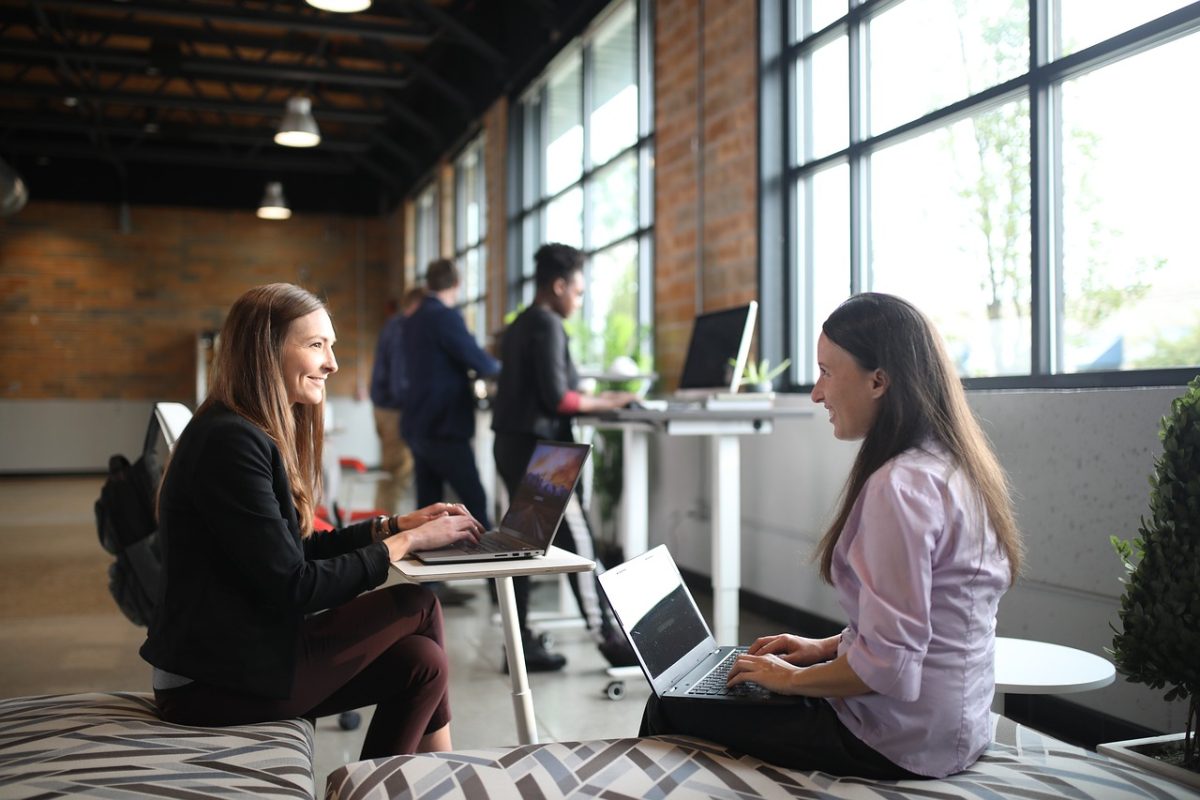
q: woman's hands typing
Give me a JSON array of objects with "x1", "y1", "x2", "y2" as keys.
[
  {"x1": 727, "y1": 633, "x2": 871, "y2": 698},
  {"x1": 382, "y1": 503, "x2": 485, "y2": 562}
]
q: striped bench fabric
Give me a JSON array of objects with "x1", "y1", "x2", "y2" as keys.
[
  {"x1": 325, "y1": 716, "x2": 1195, "y2": 800},
  {"x1": 0, "y1": 691, "x2": 315, "y2": 799}
]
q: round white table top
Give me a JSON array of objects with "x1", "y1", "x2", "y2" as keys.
[{"x1": 994, "y1": 636, "x2": 1117, "y2": 694}]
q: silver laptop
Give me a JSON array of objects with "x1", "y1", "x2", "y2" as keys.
[
  {"x1": 599, "y1": 544, "x2": 803, "y2": 704},
  {"x1": 414, "y1": 440, "x2": 591, "y2": 564},
  {"x1": 639, "y1": 302, "x2": 758, "y2": 410}
]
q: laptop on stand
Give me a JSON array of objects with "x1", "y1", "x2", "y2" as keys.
[
  {"x1": 599, "y1": 544, "x2": 803, "y2": 704},
  {"x1": 413, "y1": 440, "x2": 591, "y2": 565}
]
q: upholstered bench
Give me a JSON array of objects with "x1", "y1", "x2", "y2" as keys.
[
  {"x1": 325, "y1": 715, "x2": 1196, "y2": 800},
  {"x1": 0, "y1": 691, "x2": 315, "y2": 798}
]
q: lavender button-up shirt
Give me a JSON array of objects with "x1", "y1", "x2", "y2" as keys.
[{"x1": 827, "y1": 443, "x2": 1011, "y2": 778}]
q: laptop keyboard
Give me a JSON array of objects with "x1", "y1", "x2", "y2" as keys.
[{"x1": 685, "y1": 647, "x2": 773, "y2": 698}]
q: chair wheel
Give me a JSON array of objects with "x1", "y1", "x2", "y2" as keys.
[
  {"x1": 338, "y1": 711, "x2": 361, "y2": 730},
  {"x1": 605, "y1": 681, "x2": 626, "y2": 701}
]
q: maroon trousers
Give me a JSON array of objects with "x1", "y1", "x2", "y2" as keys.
[{"x1": 155, "y1": 584, "x2": 450, "y2": 759}]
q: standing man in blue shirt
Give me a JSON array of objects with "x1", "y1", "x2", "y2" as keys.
[
  {"x1": 369, "y1": 287, "x2": 425, "y2": 515},
  {"x1": 401, "y1": 259, "x2": 501, "y2": 554}
]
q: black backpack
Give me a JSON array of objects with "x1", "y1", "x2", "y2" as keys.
[{"x1": 94, "y1": 411, "x2": 166, "y2": 627}]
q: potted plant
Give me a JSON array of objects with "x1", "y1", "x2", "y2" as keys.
[
  {"x1": 1102, "y1": 375, "x2": 1200, "y2": 788},
  {"x1": 732, "y1": 357, "x2": 791, "y2": 393}
]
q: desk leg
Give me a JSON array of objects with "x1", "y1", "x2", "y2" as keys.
[
  {"x1": 710, "y1": 434, "x2": 740, "y2": 646},
  {"x1": 622, "y1": 427, "x2": 649, "y2": 558},
  {"x1": 496, "y1": 576, "x2": 538, "y2": 745}
]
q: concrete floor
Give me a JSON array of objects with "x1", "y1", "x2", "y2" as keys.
[{"x1": 0, "y1": 475, "x2": 785, "y2": 793}]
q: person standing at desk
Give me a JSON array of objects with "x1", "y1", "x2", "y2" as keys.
[
  {"x1": 141, "y1": 283, "x2": 484, "y2": 759},
  {"x1": 401, "y1": 259, "x2": 501, "y2": 597},
  {"x1": 491, "y1": 242, "x2": 638, "y2": 672},
  {"x1": 639, "y1": 292, "x2": 1024, "y2": 779},
  {"x1": 369, "y1": 286, "x2": 426, "y2": 514}
]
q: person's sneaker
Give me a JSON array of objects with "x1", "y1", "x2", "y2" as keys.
[
  {"x1": 598, "y1": 632, "x2": 638, "y2": 668},
  {"x1": 431, "y1": 583, "x2": 475, "y2": 606},
  {"x1": 502, "y1": 631, "x2": 567, "y2": 673}
]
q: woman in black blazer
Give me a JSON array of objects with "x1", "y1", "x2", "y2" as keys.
[{"x1": 140, "y1": 283, "x2": 483, "y2": 758}]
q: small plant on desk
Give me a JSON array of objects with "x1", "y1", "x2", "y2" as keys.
[{"x1": 731, "y1": 357, "x2": 791, "y2": 393}]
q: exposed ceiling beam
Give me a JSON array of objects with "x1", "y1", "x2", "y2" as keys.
[
  {"x1": 0, "y1": 40, "x2": 412, "y2": 89},
  {"x1": 3, "y1": 7, "x2": 403, "y2": 66},
  {"x1": 0, "y1": 112, "x2": 371, "y2": 153},
  {"x1": 1, "y1": 140, "x2": 356, "y2": 174},
  {"x1": 0, "y1": 83, "x2": 389, "y2": 125},
  {"x1": 31, "y1": 0, "x2": 433, "y2": 47},
  {"x1": 406, "y1": 0, "x2": 506, "y2": 66}
]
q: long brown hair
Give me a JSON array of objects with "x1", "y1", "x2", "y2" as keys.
[
  {"x1": 197, "y1": 283, "x2": 327, "y2": 536},
  {"x1": 816, "y1": 293, "x2": 1023, "y2": 584}
]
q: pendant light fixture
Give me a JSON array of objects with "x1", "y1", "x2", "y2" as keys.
[
  {"x1": 256, "y1": 182, "x2": 292, "y2": 220},
  {"x1": 305, "y1": 0, "x2": 371, "y2": 11},
  {"x1": 0, "y1": 157, "x2": 28, "y2": 216},
  {"x1": 275, "y1": 97, "x2": 320, "y2": 148}
]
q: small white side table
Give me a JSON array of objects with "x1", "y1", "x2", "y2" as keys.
[
  {"x1": 390, "y1": 546, "x2": 595, "y2": 745},
  {"x1": 993, "y1": 636, "x2": 1116, "y2": 713}
]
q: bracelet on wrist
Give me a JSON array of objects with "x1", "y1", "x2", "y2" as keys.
[
  {"x1": 386, "y1": 515, "x2": 399, "y2": 536},
  {"x1": 373, "y1": 515, "x2": 388, "y2": 541}
]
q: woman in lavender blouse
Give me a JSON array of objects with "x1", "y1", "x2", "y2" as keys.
[{"x1": 640, "y1": 293, "x2": 1024, "y2": 779}]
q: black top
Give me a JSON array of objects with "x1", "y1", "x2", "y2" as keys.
[
  {"x1": 139, "y1": 403, "x2": 391, "y2": 699},
  {"x1": 492, "y1": 304, "x2": 578, "y2": 441},
  {"x1": 401, "y1": 295, "x2": 501, "y2": 442}
]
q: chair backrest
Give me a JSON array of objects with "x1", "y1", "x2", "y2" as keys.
[{"x1": 154, "y1": 402, "x2": 193, "y2": 451}]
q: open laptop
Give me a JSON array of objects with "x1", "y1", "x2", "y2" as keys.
[
  {"x1": 413, "y1": 440, "x2": 591, "y2": 564},
  {"x1": 639, "y1": 302, "x2": 758, "y2": 410},
  {"x1": 599, "y1": 544, "x2": 803, "y2": 704}
]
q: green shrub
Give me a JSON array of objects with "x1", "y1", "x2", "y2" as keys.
[{"x1": 1111, "y1": 375, "x2": 1200, "y2": 768}]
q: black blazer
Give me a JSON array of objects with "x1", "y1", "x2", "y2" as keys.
[
  {"x1": 140, "y1": 403, "x2": 390, "y2": 699},
  {"x1": 491, "y1": 304, "x2": 578, "y2": 442}
]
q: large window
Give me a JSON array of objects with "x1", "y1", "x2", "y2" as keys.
[
  {"x1": 763, "y1": 0, "x2": 1200, "y2": 385},
  {"x1": 454, "y1": 135, "x2": 488, "y2": 343},
  {"x1": 507, "y1": 0, "x2": 654, "y2": 372},
  {"x1": 412, "y1": 181, "x2": 439, "y2": 282}
]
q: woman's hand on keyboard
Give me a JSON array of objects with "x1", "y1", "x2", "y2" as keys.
[
  {"x1": 726, "y1": 652, "x2": 802, "y2": 694},
  {"x1": 746, "y1": 633, "x2": 831, "y2": 666},
  {"x1": 383, "y1": 511, "x2": 484, "y2": 562}
]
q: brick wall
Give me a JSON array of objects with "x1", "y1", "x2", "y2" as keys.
[
  {"x1": 0, "y1": 201, "x2": 395, "y2": 402},
  {"x1": 653, "y1": 0, "x2": 758, "y2": 389}
]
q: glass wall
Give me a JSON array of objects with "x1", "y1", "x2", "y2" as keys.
[
  {"x1": 765, "y1": 0, "x2": 1200, "y2": 384},
  {"x1": 412, "y1": 181, "x2": 439, "y2": 282},
  {"x1": 454, "y1": 135, "x2": 488, "y2": 343},
  {"x1": 508, "y1": 0, "x2": 654, "y2": 372}
]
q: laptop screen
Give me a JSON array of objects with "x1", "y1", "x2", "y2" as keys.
[
  {"x1": 601, "y1": 546, "x2": 710, "y2": 679},
  {"x1": 677, "y1": 301, "x2": 758, "y2": 392},
  {"x1": 499, "y1": 441, "x2": 590, "y2": 547}
]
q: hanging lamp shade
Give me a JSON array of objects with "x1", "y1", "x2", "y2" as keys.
[
  {"x1": 305, "y1": 0, "x2": 371, "y2": 11},
  {"x1": 275, "y1": 97, "x2": 320, "y2": 148},
  {"x1": 0, "y1": 157, "x2": 29, "y2": 216},
  {"x1": 256, "y1": 182, "x2": 292, "y2": 220}
]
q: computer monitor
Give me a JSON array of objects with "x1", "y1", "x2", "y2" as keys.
[{"x1": 676, "y1": 301, "x2": 758, "y2": 395}]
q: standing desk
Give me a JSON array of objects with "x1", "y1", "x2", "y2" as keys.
[
  {"x1": 583, "y1": 405, "x2": 812, "y2": 645},
  {"x1": 390, "y1": 547, "x2": 594, "y2": 745}
]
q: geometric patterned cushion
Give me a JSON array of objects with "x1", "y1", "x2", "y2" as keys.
[
  {"x1": 0, "y1": 691, "x2": 315, "y2": 799},
  {"x1": 324, "y1": 716, "x2": 1195, "y2": 800}
]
